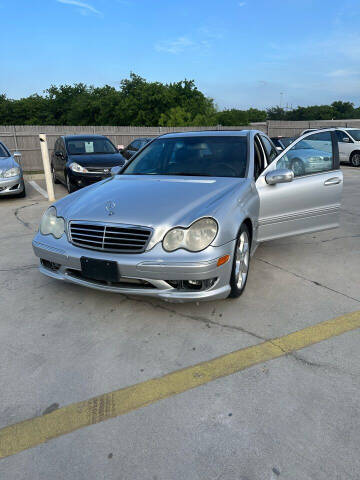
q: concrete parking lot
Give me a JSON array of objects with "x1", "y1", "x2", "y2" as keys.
[{"x1": 0, "y1": 167, "x2": 360, "y2": 480}]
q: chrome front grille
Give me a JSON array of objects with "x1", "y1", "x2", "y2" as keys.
[{"x1": 69, "y1": 222, "x2": 152, "y2": 253}]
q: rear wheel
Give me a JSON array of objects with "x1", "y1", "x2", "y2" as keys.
[
  {"x1": 350, "y1": 153, "x2": 360, "y2": 167},
  {"x1": 228, "y1": 224, "x2": 251, "y2": 298}
]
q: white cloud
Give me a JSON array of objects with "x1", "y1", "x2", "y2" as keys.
[
  {"x1": 238, "y1": 2, "x2": 246, "y2": 6},
  {"x1": 57, "y1": 0, "x2": 102, "y2": 16},
  {"x1": 326, "y1": 69, "x2": 357, "y2": 78},
  {"x1": 155, "y1": 36, "x2": 196, "y2": 54}
]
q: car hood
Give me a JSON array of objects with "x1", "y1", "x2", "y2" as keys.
[
  {"x1": 0, "y1": 156, "x2": 18, "y2": 172},
  {"x1": 56, "y1": 175, "x2": 247, "y2": 245},
  {"x1": 68, "y1": 153, "x2": 125, "y2": 167}
]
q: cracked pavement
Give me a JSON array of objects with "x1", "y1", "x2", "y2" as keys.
[{"x1": 1, "y1": 168, "x2": 360, "y2": 480}]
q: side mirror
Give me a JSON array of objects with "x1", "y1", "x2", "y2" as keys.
[
  {"x1": 111, "y1": 165, "x2": 122, "y2": 176},
  {"x1": 13, "y1": 151, "x2": 22, "y2": 159},
  {"x1": 276, "y1": 146, "x2": 283, "y2": 152},
  {"x1": 342, "y1": 137, "x2": 350, "y2": 143},
  {"x1": 265, "y1": 168, "x2": 294, "y2": 185},
  {"x1": 55, "y1": 151, "x2": 63, "y2": 158}
]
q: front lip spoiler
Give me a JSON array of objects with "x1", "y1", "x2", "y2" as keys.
[{"x1": 38, "y1": 264, "x2": 230, "y2": 303}]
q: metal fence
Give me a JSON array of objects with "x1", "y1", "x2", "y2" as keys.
[{"x1": 2, "y1": 120, "x2": 360, "y2": 171}]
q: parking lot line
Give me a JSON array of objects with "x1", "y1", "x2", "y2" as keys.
[
  {"x1": 1, "y1": 309, "x2": 360, "y2": 460},
  {"x1": 28, "y1": 180, "x2": 48, "y2": 199}
]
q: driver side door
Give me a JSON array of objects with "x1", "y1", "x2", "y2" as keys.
[{"x1": 255, "y1": 131, "x2": 343, "y2": 242}]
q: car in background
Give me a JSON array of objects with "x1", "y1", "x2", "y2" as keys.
[
  {"x1": 278, "y1": 131, "x2": 333, "y2": 176},
  {"x1": 120, "y1": 137, "x2": 153, "y2": 160},
  {"x1": 51, "y1": 135, "x2": 126, "y2": 193},
  {"x1": 33, "y1": 129, "x2": 342, "y2": 302},
  {"x1": 301, "y1": 127, "x2": 360, "y2": 166},
  {"x1": 271, "y1": 136, "x2": 296, "y2": 151},
  {"x1": 0, "y1": 142, "x2": 25, "y2": 198}
]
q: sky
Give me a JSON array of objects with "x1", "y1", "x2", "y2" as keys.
[{"x1": 2, "y1": 0, "x2": 360, "y2": 109}]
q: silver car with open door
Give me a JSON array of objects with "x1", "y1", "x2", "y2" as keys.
[{"x1": 32, "y1": 129, "x2": 342, "y2": 302}]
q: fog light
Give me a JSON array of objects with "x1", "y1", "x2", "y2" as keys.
[{"x1": 41, "y1": 259, "x2": 61, "y2": 272}]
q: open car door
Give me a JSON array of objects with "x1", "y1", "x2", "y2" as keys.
[{"x1": 256, "y1": 130, "x2": 343, "y2": 242}]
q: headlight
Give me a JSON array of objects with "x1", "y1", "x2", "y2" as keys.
[
  {"x1": 3, "y1": 167, "x2": 20, "y2": 178},
  {"x1": 163, "y1": 218, "x2": 218, "y2": 252},
  {"x1": 69, "y1": 162, "x2": 88, "y2": 173},
  {"x1": 40, "y1": 207, "x2": 65, "y2": 239}
]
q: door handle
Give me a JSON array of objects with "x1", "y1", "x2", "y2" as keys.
[{"x1": 324, "y1": 177, "x2": 342, "y2": 186}]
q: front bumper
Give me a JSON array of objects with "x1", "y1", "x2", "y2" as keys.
[
  {"x1": 68, "y1": 171, "x2": 110, "y2": 188},
  {"x1": 32, "y1": 233, "x2": 235, "y2": 302},
  {"x1": 0, "y1": 175, "x2": 24, "y2": 196}
]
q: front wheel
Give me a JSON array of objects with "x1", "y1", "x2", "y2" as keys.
[
  {"x1": 66, "y1": 174, "x2": 76, "y2": 193},
  {"x1": 228, "y1": 224, "x2": 251, "y2": 298},
  {"x1": 52, "y1": 165, "x2": 60, "y2": 184},
  {"x1": 350, "y1": 153, "x2": 360, "y2": 167},
  {"x1": 16, "y1": 183, "x2": 26, "y2": 198},
  {"x1": 291, "y1": 158, "x2": 305, "y2": 176}
]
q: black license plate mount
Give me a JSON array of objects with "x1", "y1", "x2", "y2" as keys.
[{"x1": 80, "y1": 257, "x2": 118, "y2": 282}]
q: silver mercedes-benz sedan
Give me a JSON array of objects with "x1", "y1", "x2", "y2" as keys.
[
  {"x1": 0, "y1": 142, "x2": 25, "y2": 198},
  {"x1": 32, "y1": 129, "x2": 343, "y2": 302}
]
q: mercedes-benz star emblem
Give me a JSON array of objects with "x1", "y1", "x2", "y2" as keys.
[{"x1": 105, "y1": 200, "x2": 116, "y2": 216}]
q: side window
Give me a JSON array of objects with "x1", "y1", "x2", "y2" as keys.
[
  {"x1": 260, "y1": 135, "x2": 278, "y2": 164},
  {"x1": 254, "y1": 137, "x2": 266, "y2": 180},
  {"x1": 131, "y1": 140, "x2": 141, "y2": 151},
  {"x1": 60, "y1": 139, "x2": 66, "y2": 155},
  {"x1": 335, "y1": 130, "x2": 352, "y2": 143},
  {"x1": 277, "y1": 131, "x2": 334, "y2": 177}
]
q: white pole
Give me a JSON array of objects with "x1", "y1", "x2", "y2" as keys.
[{"x1": 39, "y1": 133, "x2": 55, "y2": 202}]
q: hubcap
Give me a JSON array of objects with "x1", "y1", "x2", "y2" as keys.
[
  {"x1": 292, "y1": 160, "x2": 303, "y2": 176},
  {"x1": 235, "y1": 231, "x2": 250, "y2": 289}
]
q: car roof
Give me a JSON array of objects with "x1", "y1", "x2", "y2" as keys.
[
  {"x1": 62, "y1": 134, "x2": 109, "y2": 140},
  {"x1": 160, "y1": 130, "x2": 252, "y2": 139}
]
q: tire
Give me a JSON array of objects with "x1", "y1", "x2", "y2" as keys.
[
  {"x1": 350, "y1": 153, "x2": 360, "y2": 167},
  {"x1": 66, "y1": 173, "x2": 76, "y2": 193},
  {"x1": 52, "y1": 165, "x2": 60, "y2": 184},
  {"x1": 16, "y1": 183, "x2": 26, "y2": 198},
  {"x1": 291, "y1": 158, "x2": 305, "y2": 176},
  {"x1": 228, "y1": 223, "x2": 251, "y2": 298}
]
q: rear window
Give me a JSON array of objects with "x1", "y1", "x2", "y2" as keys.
[
  {"x1": 66, "y1": 137, "x2": 117, "y2": 155},
  {"x1": 123, "y1": 136, "x2": 248, "y2": 178},
  {"x1": 346, "y1": 129, "x2": 360, "y2": 141}
]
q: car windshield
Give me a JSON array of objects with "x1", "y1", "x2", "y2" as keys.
[
  {"x1": 122, "y1": 136, "x2": 248, "y2": 178},
  {"x1": 346, "y1": 129, "x2": 360, "y2": 141},
  {"x1": 66, "y1": 138, "x2": 118, "y2": 155},
  {"x1": 0, "y1": 143, "x2": 10, "y2": 157}
]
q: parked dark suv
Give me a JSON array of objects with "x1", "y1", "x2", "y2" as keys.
[
  {"x1": 51, "y1": 135, "x2": 126, "y2": 193},
  {"x1": 120, "y1": 137, "x2": 153, "y2": 160}
]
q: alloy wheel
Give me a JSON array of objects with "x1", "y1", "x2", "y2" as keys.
[
  {"x1": 351, "y1": 154, "x2": 360, "y2": 167},
  {"x1": 235, "y1": 231, "x2": 250, "y2": 289},
  {"x1": 291, "y1": 159, "x2": 305, "y2": 176}
]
